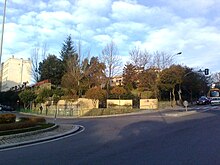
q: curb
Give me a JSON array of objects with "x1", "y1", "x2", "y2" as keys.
[
  {"x1": 0, "y1": 124, "x2": 59, "y2": 140},
  {"x1": 0, "y1": 125, "x2": 81, "y2": 150},
  {"x1": 163, "y1": 110, "x2": 197, "y2": 117}
]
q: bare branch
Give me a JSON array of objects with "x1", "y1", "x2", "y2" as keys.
[
  {"x1": 129, "y1": 47, "x2": 152, "y2": 69},
  {"x1": 101, "y1": 41, "x2": 122, "y2": 78},
  {"x1": 152, "y1": 51, "x2": 173, "y2": 70}
]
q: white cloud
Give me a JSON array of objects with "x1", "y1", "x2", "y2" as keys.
[
  {"x1": 47, "y1": 0, "x2": 73, "y2": 11},
  {"x1": 162, "y1": 0, "x2": 220, "y2": 15},
  {"x1": 75, "y1": 0, "x2": 112, "y2": 15},
  {"x1": 93, "y1": 35, "x2": 112, "y2": 46},
  {"x1": 1, "y1": 0, "x2": 220, "y2": 74}
]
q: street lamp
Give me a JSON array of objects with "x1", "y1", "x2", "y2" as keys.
[
  {"x1": 0, "y1": 0, "x2": 7, "y2": 66},
  {"x1": 169, "y1": 52, "x2": 182, "y2": 106},
  {"x1": 171, "y1": 52, "x2": 182, "y2": 59}
]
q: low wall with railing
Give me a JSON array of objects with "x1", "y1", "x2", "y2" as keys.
[{"x1": 34, "y1": 98, "x2": 99, "y2": 116}]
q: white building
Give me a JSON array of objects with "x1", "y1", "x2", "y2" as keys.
[{"x1": 0, "y1": 56, "x2": 32, "y2": 91}]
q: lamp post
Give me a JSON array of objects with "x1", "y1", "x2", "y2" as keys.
[
  {"x1": 0, "y1": 0, "x2": 7, "y2": 91},
  {"x1": 169, "y1": 52, "x2": 182, "y2": 106},
  {"x1": 0, "y1": 0, "x2": 7, "y2": 66}
]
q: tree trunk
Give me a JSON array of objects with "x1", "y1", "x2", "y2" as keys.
[{"x1": 172, "y1": 87, "x2": 175, "y2": 107}]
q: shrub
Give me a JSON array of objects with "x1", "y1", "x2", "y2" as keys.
[
  {"x1": 0, "y1": 114, "x2": 16, "y2": 124},
  {"x1": 18, "y1": 116, "x2": 46, "y2": 123},
  {"x1": 29, "y1": 117, "x2": 46, "y2": 123},
  {"x1": 0, "y1": 116, "x2": 46, "y2": 131}
]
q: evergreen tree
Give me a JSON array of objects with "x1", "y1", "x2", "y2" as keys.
[
  {"x1": 60, "y1": 35, "x2": 78, "y2": 66},
  {"x1": 38, "y1": 54, "x2": 64, "y2": 86},
  {"x1": 123, "y1": 64, "x2": 139, "y2": 91}
]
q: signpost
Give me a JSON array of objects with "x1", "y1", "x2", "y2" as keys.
[{"x1": 183, "y1": 100, "x2": 188, "y2": 111}]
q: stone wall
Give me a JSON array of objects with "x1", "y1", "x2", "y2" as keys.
[
  {"x1": 35, "y1": 98, "x2": 99, "y2": 116},
  {"x1": 107, "y1": 99, "x2": 132, "y2": 108},
  {"x1": 140, "y1": 99, "x2": 158, "y2": 109}
]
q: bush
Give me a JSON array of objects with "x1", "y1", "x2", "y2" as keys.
[
  {"x1": 0, "y1": 116, "x2": 46, "y2": 131},
  {"x1": 0, "y1": 114, "x2": 16, "y2": 124},
  {"x1": 18, "y1": 116, "x2": 46, "y2": 123},
  {"x1": 29, "y1": 117, "x2": 46, "y2": 123}
]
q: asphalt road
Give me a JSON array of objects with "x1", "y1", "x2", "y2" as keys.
[{"x1": 0, "y1": 107, "x2": 220, "y2": 165}]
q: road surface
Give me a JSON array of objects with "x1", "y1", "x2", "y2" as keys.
[{"x1": 0, "y1": 106, "x2": 220, "y2": 165}]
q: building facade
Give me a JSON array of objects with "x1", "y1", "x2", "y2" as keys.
[
  {"x1": 1, "y1": 56, "x2": 32, "y2": 91},
  {"x1": 110, "y1": 75, "x2": 123, "y2": 87}
]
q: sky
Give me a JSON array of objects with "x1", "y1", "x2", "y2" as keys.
[{"x1": 0, "y1": 0, "x2": 220, "y2": 74}]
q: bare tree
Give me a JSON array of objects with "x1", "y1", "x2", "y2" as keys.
[
  {"x1": 129, "y1": 47, "x2": 152, "y2": 69},
  {"x1": 41, "y1": 43, "x2": 48, "y2": 60},
  {"x1": 30, "y1": 43, "x2": 48, "y2": 83},
  {"x1": 211, "y1": 72, "x2": 220, "y2": 83},
  {"x1": 31, "y1": 48, "x2": 40, "y2": 83},
  {"x1": 100, "y1": 41, "x2": 122, "y2": 94},
  {"x1": 152, "y1": 51, "x2": 174, "y2": 70}
]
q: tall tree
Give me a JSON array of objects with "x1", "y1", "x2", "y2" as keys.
[
  {"x1": 61, "y1": 55, "x2": 81, "y2": 95},
  {"x1": 60, "y1": 35, "x2": 77, "y2": 63},
  {"x1": 18, "y1": 89, "x2": 36, "y2": 109},
  {"x1": 123, "y1": 64, "x2": 139, "y2": 91},
  {"x1": 158, "y1": 65, "x2": 185, "y2": 105},
  {"x1": 182, "y1": 67, "x2": 209, "y2": 102},
  {"x1": 86, "y1": 57, "x2": 106, "y2": 88},
  {"x1": 100, "y1": 41, "x2": 122, "y2": 96},
  {"x1": 138, "y1": 68, "x2": 159, "y2": 98},
  {"x1": 38, "y1": 54, "x2": 64, "y2": 86}
]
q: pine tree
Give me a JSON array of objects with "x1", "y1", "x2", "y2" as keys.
[{"x1": 60, "y1": 35, "x2": 78, "y2": 64}]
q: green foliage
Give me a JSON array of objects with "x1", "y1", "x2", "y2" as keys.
[
  {"x1": 60, "y1": 35, "x2": 77, "y2": 63},
  {"x1": 158, "y1": 65, "x2": 185, "y2": 91},
  {"x1": 38, "y1": 54, "x2": 64, "y2": 86},
  {"x1": 18, "y1": 89, "x2": 36, "y2": 107},
  {"x1": 0, "y1": 91, "x2": 19, "y2": 106},
  {"x1": 35, "y1": 88, "x2": 52, "y2": 103},
  {"x1": 181, "y1": 67, "x2": 210, "y2": 100},
  {"x1": 158, "y1": 65, "x2": 185, "y2": 102}
]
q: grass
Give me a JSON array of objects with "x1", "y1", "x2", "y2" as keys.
[
  {"x1": 0, "y1": 123, "x2": 55, "y2": 136},
  {"x1": 82, "y1": 108, "x2": 142, "y2": 116}
]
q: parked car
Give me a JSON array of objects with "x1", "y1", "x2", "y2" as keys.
[
  {"x1": 0, "y1": 104, "x2": 15, "y2": 111},
  {"x1": 211, "y1": 97, "x2": 220, "y2": 106},
  {"x1": 196, "y1": 96, "x2": 210, "y2": 105}
]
